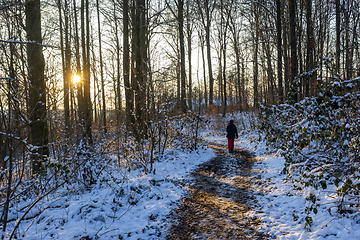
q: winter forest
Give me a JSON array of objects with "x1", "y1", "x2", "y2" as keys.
[{"x1": 1, "y1": 0, "x2": 360, "y2": 239}]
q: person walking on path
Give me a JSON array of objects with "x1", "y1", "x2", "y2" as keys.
[{"x1": 226, "y1": 120, "x2": 238, "y2": 153}]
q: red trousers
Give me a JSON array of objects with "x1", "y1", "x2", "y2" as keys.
[{"x1": 228, "y1": 138, "x2": 235, "y2": 150}]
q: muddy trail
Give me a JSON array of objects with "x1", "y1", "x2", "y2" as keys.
[{"x1": 165, "y1": 143, "x2": 270, "y2": 240}]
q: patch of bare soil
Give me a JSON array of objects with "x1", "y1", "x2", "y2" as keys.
[{"x1": 165, "y1": 143, "x2": 270, "y2": 240}]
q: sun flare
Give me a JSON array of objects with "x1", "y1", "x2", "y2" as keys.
[{"x1": 72, "y1": 74, "x2": 81, "y2": 84}]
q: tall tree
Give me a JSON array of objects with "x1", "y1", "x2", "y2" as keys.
[
  {"x1": 196, "y1": 0, "x2": 215, "y2": 106},
  {"x1": 25, "y1": 0, "x2": 48, "y2": 174},
  {"x1": 165, "y1": 0, "x2": 187, "y2": 113},
  {"x1": 289, "y1": 0, "x2": 297, "y2": 102},
  {"x1": 186, "y1": 0, "x2": 193, "y2": 110},
  {"x1": 220, "y1": 0, "x2": 231, "y2": 116},
  {"x1": 335, "y1": 0, "x2": 340, "y2": 75},
  {"x1": 133, "y1": 0, "x2": 148, "y2": 141},
  {"x1": 178, "y1": 0, "x2": 187, "y2": 113},
  {"x1": 96, "y1": 0, "x2": 106, "y2": 132},
  {"x1": 306, "y1": 0, "x2": 315, "y2": 96},
  {"x1": 253, "y1": 3, "x2": 259, "y2": 109},
  {"x1": 58, "y1": 0, "x2": 70, "y2": 133},
  {"x1": 113, "y1": 1, "x2": 122, "y2": 125},
  {"x1": 276, "y1": 0, "x2": 283, "y2": 103},
  {"x1": 283, "y1": 5, "x2": 290, "y2": 97},
  {"x1": 64, "y1": 0, "x2": 71, "y2": 129},
  {"x1": 81, "y1": 0, "x2": 92, "y2": 144},
  {"x1": 199, "y1": 30, "x2": 208, "y2": 107},
  {"x1": 123, "y1": 0, "x2": 133, "y2": 131},
  {"x1": 229, "y1": 8, "x2": 243, "y2": 110},
  {"x1": 73, "y1": 0, "x2": 83, "y2": 125}
]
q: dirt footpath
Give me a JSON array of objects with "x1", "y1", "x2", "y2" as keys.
[{"x1": 165, "y1": 143, "x2": 270, "y2": 240}]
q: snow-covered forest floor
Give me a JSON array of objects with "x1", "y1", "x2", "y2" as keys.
[{"x1": 4, "y1": 112, "x2": 360, "y2": 239}]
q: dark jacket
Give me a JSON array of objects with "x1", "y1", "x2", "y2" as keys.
[{"x1": 226, "y1": 123, "x2": 238, "y2": 139}]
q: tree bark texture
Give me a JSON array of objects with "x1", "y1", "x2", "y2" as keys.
[
  {"x1": 25, "y1": 0, "x2": 48, "y2": 174},
  {"x1": 289, "y1": 0, "x2": 298, "y2": 102},
  {"x1": 276, "y1": 0, "x2": 283, "y2": 103}
]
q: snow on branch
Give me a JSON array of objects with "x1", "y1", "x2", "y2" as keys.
[{"x1": 0, "y1": 39, "x2": 53, "y2": 48}]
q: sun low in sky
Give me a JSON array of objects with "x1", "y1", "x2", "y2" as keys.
[{"x1": 72, "y1": 74, "x2": 81, "y2": 84}]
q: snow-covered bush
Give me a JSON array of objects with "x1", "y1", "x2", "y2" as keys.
[
  {"x1": 260, "y1": 74, "x2": 360, "y2": 229},
  {"x1": 108, "y1": 111, "x2": 204, "y2": 175},
  {"x1": 167, "y1": 112, "x2": 202, "y2": 152}
]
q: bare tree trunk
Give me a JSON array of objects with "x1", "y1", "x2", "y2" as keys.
[
  {"x1": 114, "y1": 3, "x2": 122, "y2": 126},
  {"x1": 317, "y1": 0, "x2": 323, "y2": 80},
  {"x1": 241, "y1": 58, "x2": 248, "y2": 109},
  {"x1": 218, "y1": 47, "x2": 223, "y2": 108},
  {"x1": 179, "y1": 0, "x2": 187, "y2": 113},
  {"x1": 186, "y1": 0, "x2": 192, "y2": 111},
  {"x1": 221, "y1": 0, "x2": 230, "y2": 117},
  {"x1": 349, "y1": 11, "x2": 358, "y2": 80},
  {"x1": 264, "y1": 43, "x2": 276, "y2": 105},
  {"x1": 289, "y1": 0, "x2": 298, "y2": 103},
  {"x1": 306, "y1": 0, "x2": 315, "y2": 96},
  {"x1": 196, "y1": 63, "x2": 202, "y2": 112},
  {"x1": 123, "y1": 0, "x2": 133, "y2": 131},
  {"x1": 58, "y1": 0, "x2": 70, "y2": 133},
  {"x1": 199, "y1": 31, "x2": 207, "y2": 107},
  {"x1": 230, "y1": 12, "x2": 242, "y2": 110},
  {"x1": 335, "y1": 0, "x2": 340, "y2": 74},
  {"x1": 81, "y1": 0, "x2": 87, "y2": 129},
  {"x1": 298, "y1": 0, "x2": 303, "y2": 100},
  {"x1": 206, "y1": 20, "x2": 214, "y2": 106},
  {"x1": 176, "y1": 45, "x2": 180, "y2": 104},
  {"x1": 344, "y1": 3, "x2": 354, "y2": 80},
  {"x1": 82, "y1": 0, "x2": 92, "y2": 144},
  {"x1": 276, "y1": 0, "x2": 283, "y2": 103},
  {"x1": 1, "y1": 137, "x2": 12, "y2": 235},
  {"x1": 73, "y1": 0, "x2": 83, "y2": 125},
  {"x1": 196, "y1": 0, "x2": 214, "y2": 107},
  {"x1": 133, "y1": 0, "x2": 148, "y2": 141},
  {"x1": 0, "y1": 103, "x2": 5, "y2": 180},
  {"x1": 97, "y1": 0, "x2": 106, "y2": 132},
  {"x1": 90, "y1": 34, "x2": 98, "y2": 125},
  {"x1": 253, "y1": 4, "x2": 259, "y2": 109},
  {"x1": 283, "y1": 14, "x2": 290, "y2": 98},
  {"x1": 64, "y1": 0, "x2": 71, "y2": 130},
  {"x1": 26, "y1": 0, "x2": 48, "y2": 174},
  {"x1": 1, "y1": 48, "x2": 14, "y2": 234},
  {"x1": 140, "y1": 0, "x2": 148, "y2": 136}
]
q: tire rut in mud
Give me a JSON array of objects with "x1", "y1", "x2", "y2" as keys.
[{"x1": 165, "y1": 143, "x2": 269, "y2": 240}]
